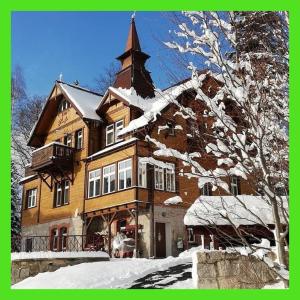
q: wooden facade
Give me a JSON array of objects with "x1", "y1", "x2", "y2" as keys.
[{"x1": 20, "y1": 17, "x2": 255, "y2": 257}]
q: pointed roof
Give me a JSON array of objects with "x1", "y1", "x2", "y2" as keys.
[
  {"x1": 28, "y1": 82, "x2": 103, "y2": 147},
  {"x1": 114, "y1": 17, "x2": 155, "y2": 98},
  {"x1": 125, "y1": 17, "x2": 141, "y2": 52}
]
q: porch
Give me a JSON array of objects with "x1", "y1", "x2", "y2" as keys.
[{"x1": 84, "y1": 200, "x2": 147, "y2": 258}]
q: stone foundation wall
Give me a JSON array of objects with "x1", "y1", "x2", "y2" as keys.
[
  {"x1": 11, "y1": 256, "x2": 109, "y2": 285},
  {"x1": 192, "y1": 251, "x2": 278, "y2": 289}
]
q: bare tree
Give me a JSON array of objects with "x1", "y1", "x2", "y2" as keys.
[{"x1": 94, "y1": 62, "x2": 119, "y2": 95}]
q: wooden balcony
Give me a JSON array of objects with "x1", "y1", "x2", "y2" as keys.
[{"x1": 31, "y1": 142, "x2": 74, "y2": 172}]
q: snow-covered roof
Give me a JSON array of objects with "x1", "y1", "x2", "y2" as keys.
[
  {"x1": 113, "y1": 76, "x2": 205, "y2": 136},
  {"x1": 184, "y1": 195, "x2": 288, "y2": 226},
  {"x1": 58, "y1": 82, "x2": 102, "y2": 121}
]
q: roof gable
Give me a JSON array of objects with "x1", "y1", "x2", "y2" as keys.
[{"x1": 28, "y1": 82, "x2": 103, "y2": 147}]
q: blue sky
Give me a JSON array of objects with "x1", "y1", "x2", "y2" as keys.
[{"x1": 12, "y1": 11, "x2": 193, "y2": 98}]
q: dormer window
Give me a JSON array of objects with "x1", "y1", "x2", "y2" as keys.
[
  {"x1": 106, "y1": 120, "x2": 124, "y2": 146},
  {"x1": 59, "y1": 99, "x2": 70, "y2": 112}
]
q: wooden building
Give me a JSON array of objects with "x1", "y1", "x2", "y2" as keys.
[{"x1": 19, "y1": 17, "x2": 255, "y2": 258}]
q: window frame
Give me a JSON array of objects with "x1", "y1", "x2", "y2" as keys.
[
  {"x1": 115, "y1": 120, "x2": 124, "y2": 142},
  {"x1": 54, "y1": 180, "x2": 70, "y2": 207},
  {"x1": 51, "y1": 228, "x2": 59, "y2": 251},
  {"x1": 60, "y1": 227, "x2": 68, "y2": 251},
  {"x1": 118, "y1": 158, "x2": 132, "y2": 190},
  {"x1": 27, "y1": 188, "x2": 37, "y2": 209},
  {"x1": 88, "y1": 169, "x2": 101, "y2": 198},
  {"x1": 138, "y1": 158, "x2": 147, "y2": 188},
  {"x1": 59, "y1": 99, "x2": 70, "y2": 112},
  {"x1": 106, "y1": 124, "x2": 115, "y2": 146},
  {"x1": 75, "y1": 129, "x2": 83, "y2": 149},
  {"x1": 154, "y1": 166, "x2": 164, "y2": 191},
  {"x1": 166, "y1": 163, "x2": 176, "y2": 192},
  {"x1": 64, "y1": 134, "x2": 72, "y2": 147},
  {"x1": 202, "y1": 183, "x2": 212, "y2": 196},
  {"x1": 230, "y1": 176, "x2": 240, "y2": 196},
  {"x1": 103, "y1": 164, "x2": 116, "y2": 194}
]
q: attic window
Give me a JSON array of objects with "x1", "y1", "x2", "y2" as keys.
[{"x1": 59, "y1": 99, "x2": 70, "y2": 112}]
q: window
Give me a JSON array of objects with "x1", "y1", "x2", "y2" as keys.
[
  {"x1": 166, "y1": 163, "x2": 176, "y2": 192},
  {"x1": 63, "y1": 181, "x2": 70, "y2": 205},
  {"x1": 55, "y1": 180, "x2": 70, "y2": 207},
  {"x1": 118, "y1": 159, "x2": 132, "y2": 190},
  {"x1": 115, "y1": 120, "x2": 124, "y2": 142},
  {"x1": 155, "y1": 166, "x2": 164, "y2": 190},
  {"x1": 60, "y1": 227, "x2": 68, "y2": 251},
  {"x1": 25, "y1": 238, "x2": 33, "y2": 252},
  {"x1": 103, "y1": 164, "x2": 116, "y2": 194},
  {"x1": 51, "y1": 228, "x2": 59, "y2": 251},
  {"x1": 167, "y1": 122, "x2": 175, "y2": 136},
  {"x1": 64, "y1": 134, "x2": 72, "y2": 147},
  {"x1": 88, "y1": 169, "x2": 101, "y2": 198},
  {"x1": 230, "y1": 176, "x2": 240, "y2": 196},
  {"x1": 187, "y1": 228, "x2": 195, "y2": 243},
  {"x1": 138, "y1": 158, "x2": 147, "y2": 188},
  {"x1": 75, "y1": 129, "x2": 83, "y2": 149},
  {"x1": 27, "y1": 188, "x2": 37, "y2": 208},
  {"x1": 59, "y1": 99, "x2": 70, "y2": 112},
  {"x1": 202, "y1": 183, "x2": 212, "y2": 196},
  {"x1": 106, "y1": 124, "x2": 115, "y2": 146},
  {"x1": 106, "y1": 120, "x2": 124, "y2": 146}
]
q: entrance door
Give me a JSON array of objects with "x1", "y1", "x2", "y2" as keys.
[{"x1": 155, "y1": 222, "x2": 166, "y2": 258}]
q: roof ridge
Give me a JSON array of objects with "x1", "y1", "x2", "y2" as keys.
[
  {"x1": 57, "y1": 80, "x2": 103, "y2": 97},
  {"x1": 162, "y1": 69, "x2": 209, "y2": 92}
]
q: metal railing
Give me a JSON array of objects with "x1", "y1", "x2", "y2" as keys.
[{"x1": 11, "y1": 234, "x2": 106, "y2": 253}]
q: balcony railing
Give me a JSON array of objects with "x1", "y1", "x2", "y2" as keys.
[
  {"x1": 11, "y1": 234, "x2": 106, "y2": 253},
  {"x1": 31, "y1": 142, "x2": 74, "y2": 171}
]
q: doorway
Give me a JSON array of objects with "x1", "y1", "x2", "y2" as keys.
[{"x1": 155, "y1": 222, "x2": 166, "y2": 258}]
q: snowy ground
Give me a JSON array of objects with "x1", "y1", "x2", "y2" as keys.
[
  {"x1": 12, "y1": 248, "x2": 198, "y2": 289},
  {"x1": 11, "y1": 247, "x2": 286, "y2": 289}
]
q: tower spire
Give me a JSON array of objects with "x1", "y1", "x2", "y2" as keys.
[
  {"x1": 125, "y1": 15, "x2": 141, "y2": 52},
  {"x1": 113, "y1": 17, "x2": 155, "y2": 98}
]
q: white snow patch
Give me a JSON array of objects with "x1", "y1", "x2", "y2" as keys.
[
  {"x1": 164, "y1": 196, "x2": 183, "y2": 205},
  {"x1": 11, "y1": 251, "x2": 109, "y2": 261}
]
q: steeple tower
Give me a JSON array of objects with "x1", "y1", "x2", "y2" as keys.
[{"x1": 113, "y1": 16, "x2": 155, "y2": 98}]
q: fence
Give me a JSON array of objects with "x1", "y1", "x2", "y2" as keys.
[{"x1": 11, "y1": 234, "x2": 106, "y2": 253}]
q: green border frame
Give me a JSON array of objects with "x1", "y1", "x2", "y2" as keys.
[{"x1": 0, "y1": 0, "x2": 298, "y2": 299}]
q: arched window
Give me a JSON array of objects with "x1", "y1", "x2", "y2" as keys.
[
  {"x1": 50, "y1": 228, "x2": 59, "y2": 251},
  {"x1": 60, "y1": 227, "x2": 68, "y2": 251}
]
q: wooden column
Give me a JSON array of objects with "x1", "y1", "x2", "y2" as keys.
[
  {"x1": 135, "y1": 203, "x2": 139, "y2": 258},
  {"x1": 105, "y1": 212, "x2": 116, "y2": 257},
  {"x1": 108, "y1": 219, "x2": 112, "y2": 257}
]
